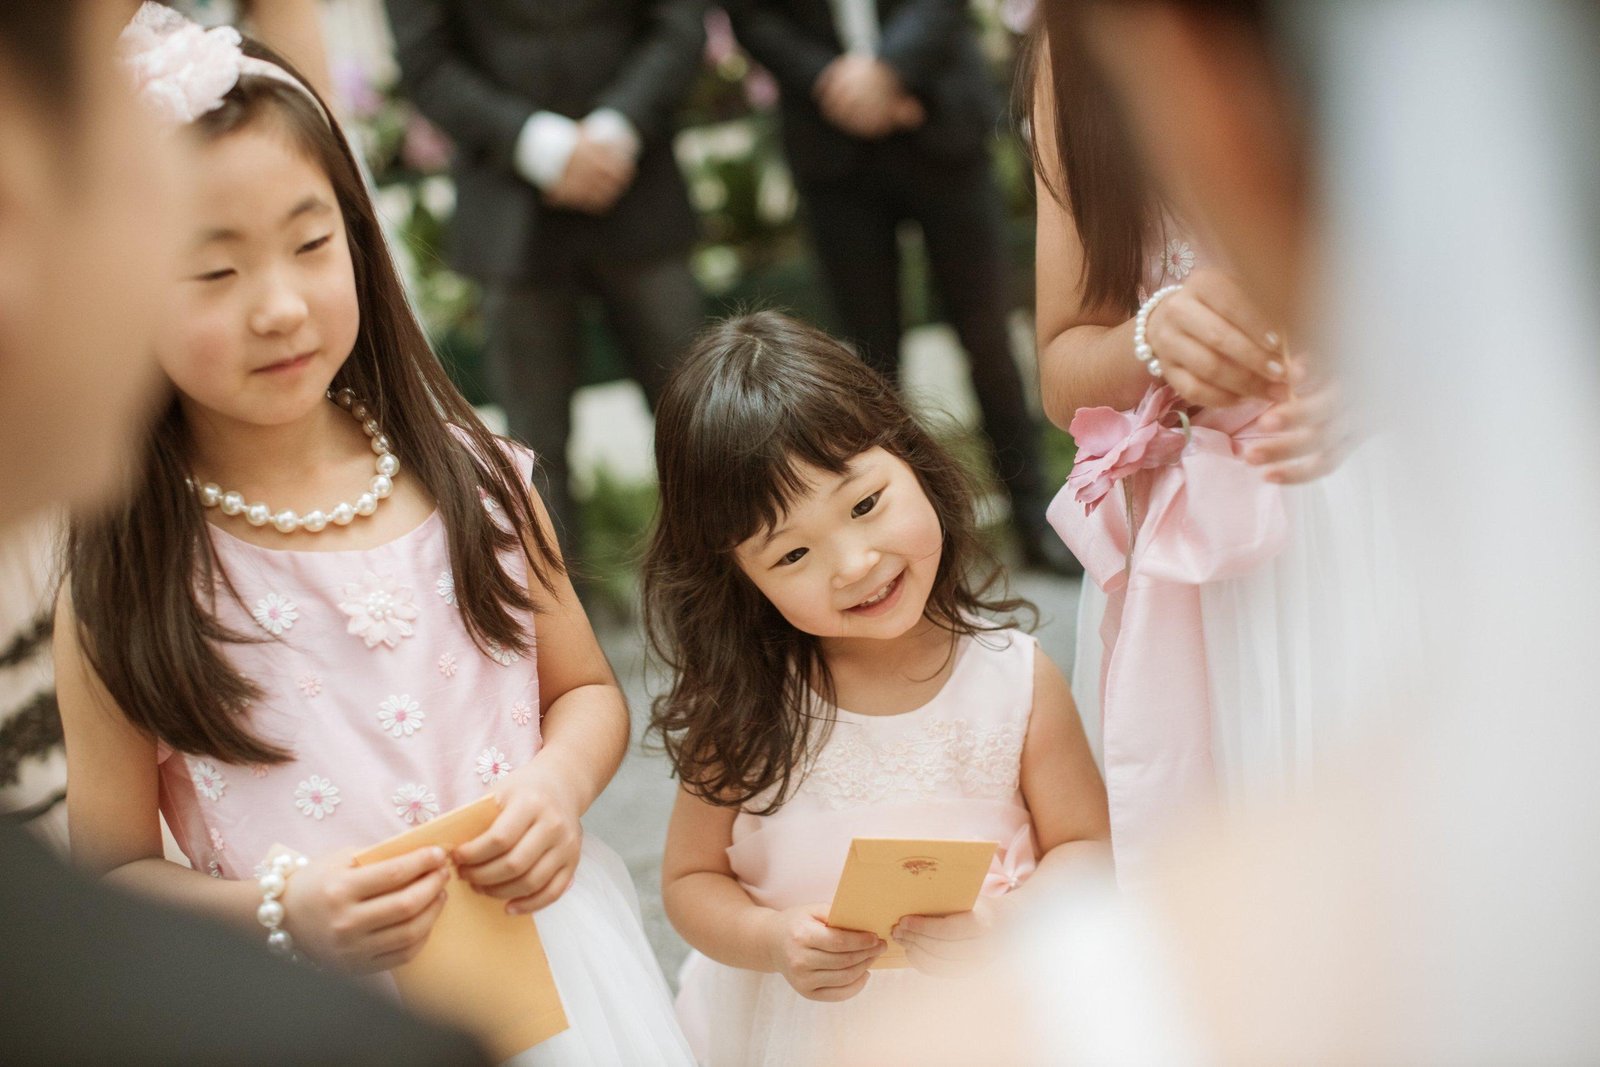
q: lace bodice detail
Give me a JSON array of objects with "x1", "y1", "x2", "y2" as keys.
[
  {"x1": 724, "y1": 629, "x2": 1040, "y2": 911},
  {"x1": 804, "y1": 715, "x2": 1026, "y2": 810}
]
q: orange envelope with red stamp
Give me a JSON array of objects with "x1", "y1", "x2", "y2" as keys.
[
  {"x1": 353, "y1": 795, "x2": 567, "y2": 1060},
  {"x1": 826, "y1": 837, "x2": 999, "y2": 969}
]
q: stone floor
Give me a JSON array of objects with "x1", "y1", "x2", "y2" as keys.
[{"x1": 583, "y1": 570, "x2": 1081, "y2": 985}]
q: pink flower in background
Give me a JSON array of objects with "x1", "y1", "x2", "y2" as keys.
[
  {"x1": 1065, "y1": 386, "x2": 1188, "y2": 514},
  {"x1": 705, "y1": 9, "x2": 738, "y2": 66},
  {"x1": 332, "y1": 58, "x2": 383, "y2": 121},
  {"x1": 400, "y1": 113, "x2": 454, "y2": 173},
  {"x1": 1000, "y1": 0, "x2": 1038, "y2": 34},
  {"x1": 744, "y1": 68, "x2": 779, "y2": 111}
]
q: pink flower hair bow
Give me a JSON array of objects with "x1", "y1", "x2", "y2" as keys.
[{"x1": 118, "y1": 3, "x2": 324, "y2": 126}]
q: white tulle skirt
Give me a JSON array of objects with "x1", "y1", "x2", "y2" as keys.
[
  {"x1": 677, "y1": 950, "x2": 942, "y2": 1067},
  {"x1": 508, "y1": 836, "x2": 695, "y2": 1066},
  {"x1": 1072, "y1": 442, "x2": 1408, "y2": 811}
]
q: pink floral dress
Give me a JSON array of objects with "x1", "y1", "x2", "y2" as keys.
[{"x1": 156, "y1": 446, "x2": 693, "y2": 1064}]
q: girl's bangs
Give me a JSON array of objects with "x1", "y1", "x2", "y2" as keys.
[{"x1": 711, "y1": 388, "x2": 888, "y2": 551}]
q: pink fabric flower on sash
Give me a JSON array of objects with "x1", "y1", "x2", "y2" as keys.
[
  {"x1": 1049, "y1": 387, "x2": 1289, "y2": 890},
  {"x1": 1065, "y1": 385, "x2": 1188, "y2": 513}
]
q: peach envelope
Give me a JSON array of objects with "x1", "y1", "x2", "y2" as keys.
[
  {"x1": 353, "y1": 795, "x2": 568, "y2": 1060},
  {"x1": 826, "y1": 837, "x2": 999, "y2": 969}
]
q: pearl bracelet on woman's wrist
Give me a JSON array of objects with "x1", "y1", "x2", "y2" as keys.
[
  {"x1": 256, "y1": 850, "x2": 309, "y2": 960},
  {"x1": 1134, "y1": 284, "x2": 1183, "y2": 378}
]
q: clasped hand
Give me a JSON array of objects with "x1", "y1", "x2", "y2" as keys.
[
  {"x1": 544, "y1": 128, "x2": 636, "y2": 215},
  {"x1": 814, "y1": 55, "x2": 925, "y2": 140}
]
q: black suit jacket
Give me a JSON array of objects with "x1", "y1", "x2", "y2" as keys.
[
  {"x1": 0, "y1": 825, "x2": 487, "y2": 1064},
  {"x1": 387, "y1": 0, "x2": 706, "y2": 283},
  {"x1": 725, "y1": 0, "x2": 1001, "y2": 183}
]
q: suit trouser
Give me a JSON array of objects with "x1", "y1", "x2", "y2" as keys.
[
  {"x1": 483, "y1": 254, "x2": 703, "y2": 557},
  {"x1": 796, "y1": 144, "x2": 1045, "y2": 521}
]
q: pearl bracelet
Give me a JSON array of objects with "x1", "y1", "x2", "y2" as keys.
[
  {"x1": 1133, "y1": 284, "x2": 1183, "y2": 378},
  {"x1": 257, "y1": 850, "x2": 309, "y2": 960}
]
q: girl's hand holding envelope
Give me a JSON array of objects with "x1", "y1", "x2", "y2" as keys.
[
  {"x1": 891, "y1": 894, "x2": 1014, "y2": 977},
  {"x1": 765, "y1": 902, "x2": 887, "y2": 1002}
]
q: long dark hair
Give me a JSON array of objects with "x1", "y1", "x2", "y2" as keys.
[
  {"x1": 65, "y1": 41, "x2": 559, "y2": 766},
  {"x1": 1019, "y1": 0, "x2": 1270, "y2": 313},
  {"x1": 643, "y1": 312, "x2": 1031, "y2": 813}
]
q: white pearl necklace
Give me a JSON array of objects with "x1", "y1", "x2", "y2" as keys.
[{"x1": 190, "y1": 388, "x2": 400, "y2": 534}]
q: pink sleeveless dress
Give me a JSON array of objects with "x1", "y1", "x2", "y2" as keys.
[
  {"x1": 675, "y1": 629, "x2": 1041, "y2": 1067},
  {"x1": 1051, "y1": 221, "x2": 1399, "y2": 891},
  {"x1": 156, "y1": 445, "x2": 693, "y2": 1065}
]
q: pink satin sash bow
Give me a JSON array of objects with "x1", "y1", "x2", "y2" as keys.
[
  {"x1": 1048, "y1": 389, "x2": 1289, "y2": 889},
  {"x1": 981, "y1": 823, "x2": 1039, "y2": 896}
]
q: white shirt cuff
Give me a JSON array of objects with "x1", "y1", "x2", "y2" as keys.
[
  {"x1": 514, "y1": 111, "x2": 579, "y2": 190},
  {"x1": 583, "y1": 108, "x2": 641, "y2": 160}
]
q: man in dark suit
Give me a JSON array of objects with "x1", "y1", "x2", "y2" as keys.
[
  {"x1": 727, "y1": 0, "x2": 1067, "y2": 569},
  {"x1": 387, "y1": 0, "x2": 708, "y2": 556}
]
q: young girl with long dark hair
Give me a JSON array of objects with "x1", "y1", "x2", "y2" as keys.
[
  {"x1": 57, "y1": 8, "x2": 691, "y2": 1061},
  {"x1": 645, "y1": 311, "x2": 1110, "y2": 1066},
  {"x1": 1025, "y1": 2, "x2": 1395, "y2": 889}
]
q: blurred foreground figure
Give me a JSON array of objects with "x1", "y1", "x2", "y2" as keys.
[
  {"x1": 0, "y1": 5, "x2": 482, "y2": 1062},
  {"x1": 1030, "y1": 0, "x2": 1402, "y2": 891},
  {"x1": 852, "y1": 1, "x2": 1600, "y2": 1061}
]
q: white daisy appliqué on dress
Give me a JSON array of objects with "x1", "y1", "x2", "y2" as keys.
[
  {"x1": 511, "y1": 700, "x2": 534, "y2": 727},
  {"x1": 486, "y1": 641, "x2": 520, "y2": 667},
  {"x1": 294, "y1": 775, "x2": 341, "y2": 820},
  {"x1": 251, "y1": 593, "x2": 299, "y2": 636},
  {"x1": 438, "y1": 652, "x2": 457, "y2": 677},
  {"x1": 392, "y1": 783, "x2": 440, "y2": 825},
  {"x1": 297, "y1": 674, "x2": 322, "y2": 699},
  {"x1": 188, "y1": 758, "x2": 227, "y2": 801},
  {"x1": 476, "y1": 747, "x2": 513, "y2": 783},
  {"x1": 377, "y1": 694, "x2": 425, "y2": 739},
  {"x1": 339, "y1": 571, "x2": 421, "y2": 649},
  {"x1": 436, "y1": 570, "x2": 457, "y2": 607},
  {"x1": 1163, "y1": 237, "x2": 1196, "y2": 280}
]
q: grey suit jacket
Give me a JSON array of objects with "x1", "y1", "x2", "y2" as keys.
[{"x1": 387, "y1": 0, "x2": 706, "y2": 283}]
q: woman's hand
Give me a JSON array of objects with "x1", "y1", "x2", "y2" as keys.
[
  {"x1": 891, "y1": 895, "x2": 1012, "y2": 977},
  {"x1": 1146, "y1": 268, "x2": 1288, "y2": 409},
  {"x1": 281, "y1": 845, "x2": 451, "y2": 973},
  {"x1": 766, "y1": 903, "x2": 886, "y2": 1001},
  {"x1": 454, "y1": 761, "x2": 584, "y2": 915}
]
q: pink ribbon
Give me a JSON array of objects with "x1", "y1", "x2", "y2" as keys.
[
  {"x1": 981, "y1": 823, "x2": 1039, "y2": 896},
  {"x1": 1049, "y1": 389, "x2": 1289, "y2": 890}
]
